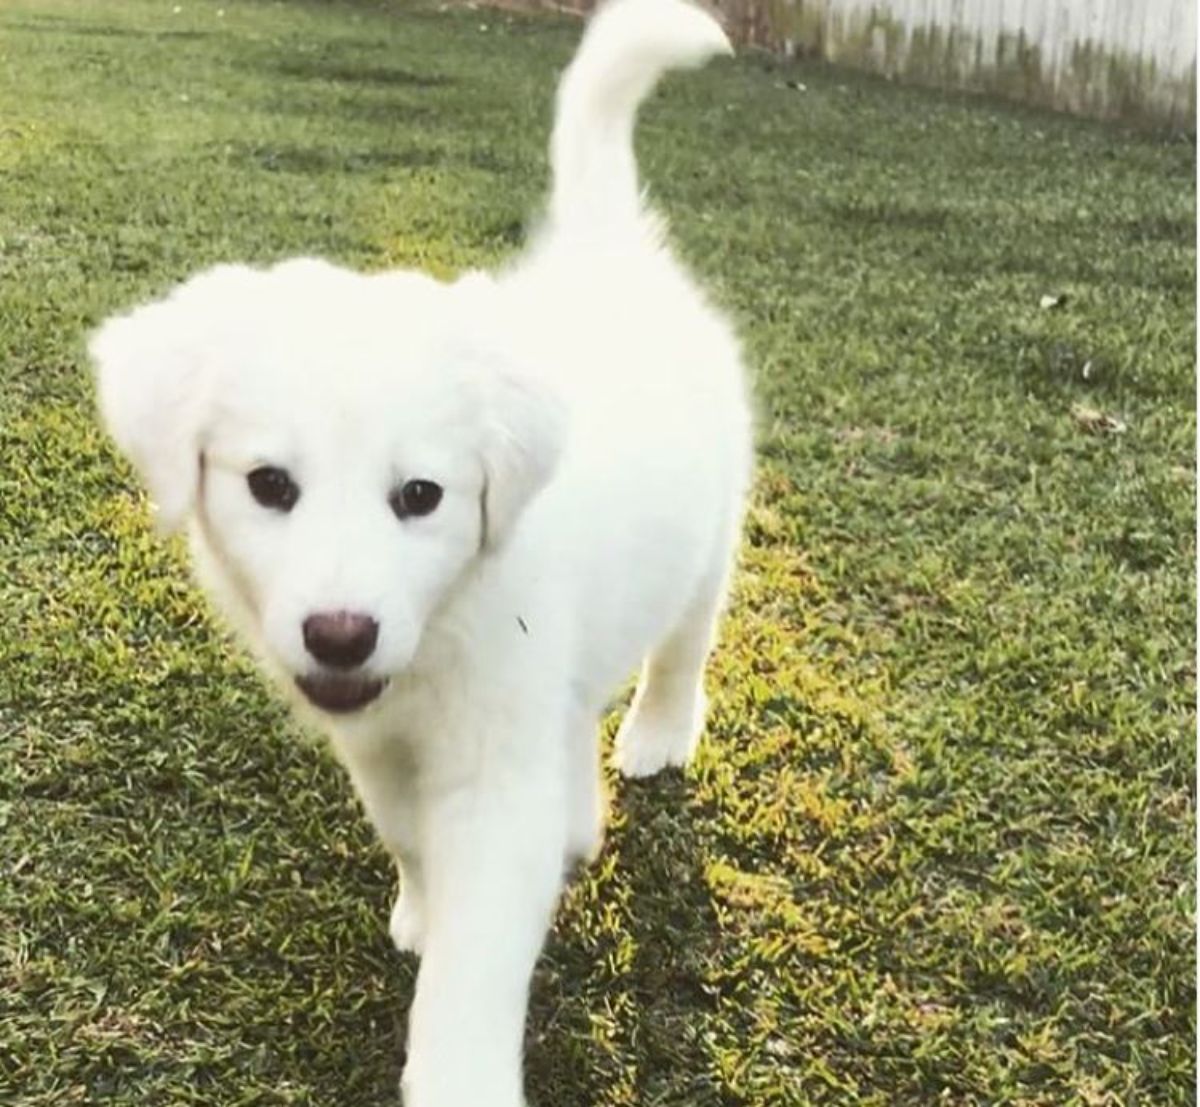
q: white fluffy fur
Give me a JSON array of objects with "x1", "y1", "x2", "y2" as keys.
[{"x1": 90, "y1": 1, "x2": 749, "y2": 1103}]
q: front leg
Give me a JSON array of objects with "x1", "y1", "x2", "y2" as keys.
[
  {"x1": 389, "y1": 854, "x2": 425, "y2": 955},
  {"x1": 402, "y1": 775, "x2": 566, "y2": 1107}
]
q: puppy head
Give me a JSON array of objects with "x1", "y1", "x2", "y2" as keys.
[{"x1": 91, "y1": 259, "x2": 564, "y2": 715}]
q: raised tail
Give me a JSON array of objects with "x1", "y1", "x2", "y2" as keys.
[{"x1": 548, "y1": 0, "x2": 731, "y2": 233}]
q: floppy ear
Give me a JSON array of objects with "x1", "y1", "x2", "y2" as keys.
[
  {"x1": 89, "y1": 264, "x2": 255, "y2": 533},
  {"x1": 479, "y1": 370, "x2": 566, "y2": 551}
]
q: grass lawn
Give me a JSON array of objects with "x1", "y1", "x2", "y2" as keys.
[{"x1": 0, "y1": 1, "x2": 1194, "y2": 1104}]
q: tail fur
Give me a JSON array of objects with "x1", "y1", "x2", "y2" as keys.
[{"x1": 548, "y1": 0, "x2": 731, "y2": 232}]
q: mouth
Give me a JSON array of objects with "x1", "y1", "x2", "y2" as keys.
[{"x1": 295, "y1": 672, "x2": 388, "y2": 714}]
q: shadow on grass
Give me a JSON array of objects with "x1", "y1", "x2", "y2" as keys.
[
  {"x1": 258, "y1": 88, "x2": 442, "y2": 128},
  {"x1": 3, "y1": 15, "x2": 216, "y2": 41},
  {"x1": 526, "y1": 771, "x2": 726, "y2": 1105},
  {"x1": 230, "y1": 140, "x2": 515, "y2": 178},
  {"x1": 620, "y1": 775, "x2": 727, "y2": 1105},
  {"x1": 823, "y1": 197, "x2": 955, "y2": 234},
  {"x1": 266, "y1": 58, "x2": 455, "y2": 90},
  {"x1": 232, "y1": 142, "x2": 444, "y2": 175},
  {"x1": 818, "y1": 197, "x2": 1194, "y2": 295}
]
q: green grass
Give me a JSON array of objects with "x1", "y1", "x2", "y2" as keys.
[{"x1": 0, "y1": 1, "x2": 1194, "y2": 1104}]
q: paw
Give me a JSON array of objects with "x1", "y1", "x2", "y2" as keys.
[
  {"x1": 613, "y1": 691, "x2": 705, "y2": 778},
  {"x1": 389, "y1": 889, "x2": 424, "y2": 955}
]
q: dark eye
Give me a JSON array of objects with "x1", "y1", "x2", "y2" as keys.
[
  {"x1": 247, "y1": 466, "x2": 300, "y2": 512},
  {"x1": 390, "y1": 479, "x2": 443, "y2": 520}
]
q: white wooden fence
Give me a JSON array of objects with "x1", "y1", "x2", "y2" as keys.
[{"x1": 726, "y1": 0, "x2": 1197, "y2": 126}]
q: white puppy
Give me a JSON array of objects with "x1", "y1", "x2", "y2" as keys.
[{"x1": 90, "y1": 0, "x2": 750, "y2": 1102}]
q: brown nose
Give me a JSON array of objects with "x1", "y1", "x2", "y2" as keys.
[{"x1": 302, "y1": 611, "x2": 378, "y2": 670}]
